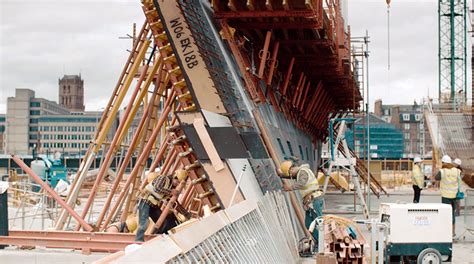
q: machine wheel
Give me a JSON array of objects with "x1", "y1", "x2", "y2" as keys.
[{"x1": 417, "y1": 248, "x2": 443, "y2": 264}]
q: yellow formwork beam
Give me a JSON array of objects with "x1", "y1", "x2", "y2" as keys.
[
  {"x1": 93, "y1": 39, "x2": 151, "y2": 153},
  {"x1": 115, "y1": 56, "x2": 163, "y2": 147}
]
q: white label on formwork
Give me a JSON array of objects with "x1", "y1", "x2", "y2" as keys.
[
  {"x1": 413, "y1": 215, "x2": 431, "y2": 226},
  {"x1": 158, "y1": 0, "x2": 226, "y2": 114}
]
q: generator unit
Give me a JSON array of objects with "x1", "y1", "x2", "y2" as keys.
[{"x1": 379, "y1": 203, "x2": 452, "y2": 263}]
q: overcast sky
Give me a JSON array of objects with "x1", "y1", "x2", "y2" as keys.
[{"x1": 0, "y1": 0, "x2": 471, "y2": 113}]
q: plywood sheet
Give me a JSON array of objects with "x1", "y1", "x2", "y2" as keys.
[
  {"x1": 176, "y1": 111, "x2": 203, "y2": 125},
  {"x1": 168, "y1": 210, "x2": 229, "y2": 252},
  {"x1": 193, "y1": 118, "x2": 225, "y2": 171},
  {"x1": 202, "y1": 109, "x2": 232, "y2": 127},
  {"x1": 202, "y1": 162, "x2": 245, "y2": 207}
]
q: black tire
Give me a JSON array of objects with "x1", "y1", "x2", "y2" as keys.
[{"x1": 417, "y1": 248, "x2": 443, "y2": 264}]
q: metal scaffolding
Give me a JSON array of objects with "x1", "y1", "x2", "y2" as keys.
[{"x1": 438, "y1": 0, "x2": 468, "y2": 109}]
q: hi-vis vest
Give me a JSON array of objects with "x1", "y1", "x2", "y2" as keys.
[
  {"x1": 297, "y1": 165, "x2": 320, "y2": 197},
  {"x1": 440, "y1": 167, "x2": 459, "y2": 199},
  {"x1": 412, "y1": 164, "x2": 424, "y2": 188}
]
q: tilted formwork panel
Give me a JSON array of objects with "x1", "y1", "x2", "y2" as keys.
[{"x1": 172, "y1": 0, "x2": 289, "y2": 193}]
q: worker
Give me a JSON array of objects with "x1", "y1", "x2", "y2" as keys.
[
  {"x1": 411, "y1": 157, "x2": 424, "y2": 203},
  {"x1": 105, "y1": 215, "x2": 138, "y2": 233},
  {"x1": 135, "y1": 169, "x2": 189, "y2": 242},
  {"x1": 278, "y1": 160, "x2": 324, "y2": 241},
  {"x1": 453, "y1": 158, "x2": 463, "y2": 217},
  {"x1": 435, "y1": 155, "x2": 460, "y2": 236}
]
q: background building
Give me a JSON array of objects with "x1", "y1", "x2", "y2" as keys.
[
  {"x1": 0, "y1": 114, "x2": 5, "y2": 154},
  {"x1": 6, "y1": 89, "x2": 70, "y2": 154},
  {"x1": 374, "y1": 99, "x2": 433, "y2": 158},
  {"x1": 5, "y1": 88, "x2": 113, "y2": 156},
  {"x1": 346, "y1": 114, "x2": 404, "y2": 160},
  {"x1": 36, "y1": 113, "x2": 100, "y2": 156},
  {"x1": 59, "y1": 74, "x2": 85, "y2": 112}
]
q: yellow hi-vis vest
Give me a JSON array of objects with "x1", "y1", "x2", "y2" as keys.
[
  {"x1": 297, "y1": 165, "x2": 320, "y2": 197},
  {"x1": 412, "y1": 164, "x2": 424, "y2": 188},
  {"x1": 440, "y1": 168, "x2": 459, "y2": 199}
]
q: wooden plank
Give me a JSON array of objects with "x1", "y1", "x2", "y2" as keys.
[
  {"x1": 202, "y1": 162, "x2": 245, "y2": 208},
  {"x1": 193, "y1": 118, "x2": 225, "y2": 171}
]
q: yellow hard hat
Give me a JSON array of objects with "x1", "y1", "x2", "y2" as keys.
[
  {"x1": 147, "y1": 172, "x2": 160, "y2": 183},
  {"x1": 125, "y1": 215, "x2": 138, "y2": 233},
  {"x1": 175, "y1": 169, "x2": 188, "y2": 182},
  {"x1": 280, "y1": 160, "x2": 293, "y2": 177}
]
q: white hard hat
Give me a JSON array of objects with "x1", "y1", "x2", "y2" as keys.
[
  {"x1": 453, "y1": 158, "x2": 462, "y2": 166},
  {"x1": 414, "y1": 157, "x2": 422, "y2": 163},
  {"x1": 441, "y1": 155, "x2": 452, "y2": 164}
]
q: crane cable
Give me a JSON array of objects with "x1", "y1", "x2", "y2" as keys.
[{"x1": 387, "y1": 0, "x2": 391, "y2": 71}]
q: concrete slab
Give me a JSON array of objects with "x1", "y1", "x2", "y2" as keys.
[
  {"x1": 114, "y1": 236, "x2": 181, "y2": 263},
  {"x1": 224, "y1": 199, "x2": 257, "y2": 223},
  {"x1": 168, "y1": 210, "x2": 229, "y2": 252},
  {"x1": 0, "y1": 247, "x2": 107, "y2": 264}
]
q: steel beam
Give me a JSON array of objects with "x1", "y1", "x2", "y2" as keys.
[
  {"x1": 11, "y1": 156, "x2": 94, "y2": 231},
  {"x1": 281, "y1": 57, "x2": 295, "y2": 96},
  {"x1": 266, "y1": 41, "x2": 279, "y2": 85},
  {"x1": 7, "y1": 230, "x2": 154, "y2": 241},
  {"x1": 228, "y1": 21, "x2": 321, "y2": 29},
  {"x1": 215, "y1": 10, "x2": 319, "y2": 19},
  {"x1": 258, "y1": 31, "x2": 272, "y2": 79},
  {"x1": 0, "y1": 231, "x2": 154, "y2": 252},
  {"x1": 279, "y1": 39, "x2": 330, "y2": 46}
]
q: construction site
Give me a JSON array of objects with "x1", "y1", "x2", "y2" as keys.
[{"x1": 0, "y1": 0, "x2": 473, "y2": 263}]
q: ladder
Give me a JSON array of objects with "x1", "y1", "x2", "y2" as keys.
[{"x1": 323, "y1": 120, "x2": 371, "y2": 220}]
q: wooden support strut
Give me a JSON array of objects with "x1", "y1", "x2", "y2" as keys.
[
  {"x1": 94, "y1": 84, "x2": 163, "y2": 230},
  {"x1": 94, "y1": 39, "x2": 151, "y2": 153},
  {"x1": 56, "y1": 21, "x2": 150, "y2": 230},
  {"x1": 101, "y1": 90, "x2": 176, "y2": 229},
  {"x1": 78, "y1": 58, "x2": 160, "y2": 228}
]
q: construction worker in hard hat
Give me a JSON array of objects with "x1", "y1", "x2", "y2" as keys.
[
  {"x1": 412, "y1": 156, "x2": 424, "y2": 203},
  {"x1": 435, "y1": 155, "x2": 460, "y2": 236},
  {"x1": 453, "y1": 158, "x2": 463, "y2": 217},
  {"x1": 105, "y1": 214, "x2": 138, "y2": 233},
  {"x1": 278, "y1": 160, "x2": 324, "y2": 241},
  {"x1": 135, "y1": 169, "x2": 190, "y2": 242}
]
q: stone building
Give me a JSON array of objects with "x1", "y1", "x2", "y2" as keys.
[
  {"x1": 59, "y1": 74, "x2": 85, "y2": 112},
  {"x1": 374, "y1": 99, "x2": 433, "y2": 158}
]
